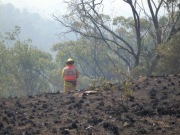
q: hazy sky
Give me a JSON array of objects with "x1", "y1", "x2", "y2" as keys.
[
  {"x1": 0, "y1": 0, "x2": 65, "y2": 19},
  {"x1": 0, "y1": 0, "x2": 133, "y2": 19}
]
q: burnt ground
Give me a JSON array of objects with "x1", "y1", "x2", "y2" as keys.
[{"x1": 0, "y1": 74, "x2": 180, "y2": 135}]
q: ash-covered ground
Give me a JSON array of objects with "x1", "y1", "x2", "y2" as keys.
[{"x1": 0, "y1": 74, "x2": 180, "y2": 135}]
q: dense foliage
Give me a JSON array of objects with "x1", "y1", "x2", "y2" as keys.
[
  {"x1": 0, "y1": 28, "x2": 60, "y2": 98},
  {"x1": 157, "y1": 32, "x2": 180, "y2": 74}
]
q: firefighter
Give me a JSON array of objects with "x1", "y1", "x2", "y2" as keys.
[{"x1": 62, "y1": 58, "x2": 79, "y2": 93}]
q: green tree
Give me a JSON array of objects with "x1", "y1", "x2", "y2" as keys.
[
  {"x1": 0, "y1": 43, "x2": 12, "y2": 97},
  {"x1": 0, "y1": 26, "x2": 57, "y2": 97},
  {"x1": 10, "y1": 41, "x2": 54, "y2": 95},
  {"x1": 157, "y1": 32, "x2": 180, "y2": 74}
]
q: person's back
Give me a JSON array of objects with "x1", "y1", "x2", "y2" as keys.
[{"x1": 62, "y1": 58, "x2": 78, "y2": 93}]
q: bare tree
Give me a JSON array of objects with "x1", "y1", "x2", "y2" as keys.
[
  {"x1": 53, "y1": 0, "x2": 179, "y2": 75},
  {"x1": 53, "y1": 0, "x2": 141, "y2": 69}
]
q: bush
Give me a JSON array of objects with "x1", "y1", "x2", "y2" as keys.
[{"x1": 157, "y1": 32, "x2": 180, "y2": 74}]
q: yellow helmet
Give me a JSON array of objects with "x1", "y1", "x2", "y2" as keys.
[
  {"x1": 67, "y1": 58, "x2": 74, "y2": 62},
  {"x1": 66, "y1": 58, "x2": 74, "y2": 64}
]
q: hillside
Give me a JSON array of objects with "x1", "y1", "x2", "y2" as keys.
[
  {"x1": 0, "y1": 74, "x2": 180, "y2": 135},
  {"x1": 0, "y1": 3, "x2": 60, "y2": 52}
]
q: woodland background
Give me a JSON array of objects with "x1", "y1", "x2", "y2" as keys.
[{"x1": 0, "y1": 0, "x2": 180, "y2": 98}]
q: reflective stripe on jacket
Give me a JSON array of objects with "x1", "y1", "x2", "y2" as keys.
[{"x1": 62, "y1": 65, "x2": 78, "y2": 81}]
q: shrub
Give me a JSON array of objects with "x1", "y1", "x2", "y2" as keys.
[{"x1": 157, "y1": 32, "x2": 180, "y2": 74}]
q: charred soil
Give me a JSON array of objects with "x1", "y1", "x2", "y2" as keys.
[{"x1": 0, "y1": 74, "x2": 180, "y2": 135}]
